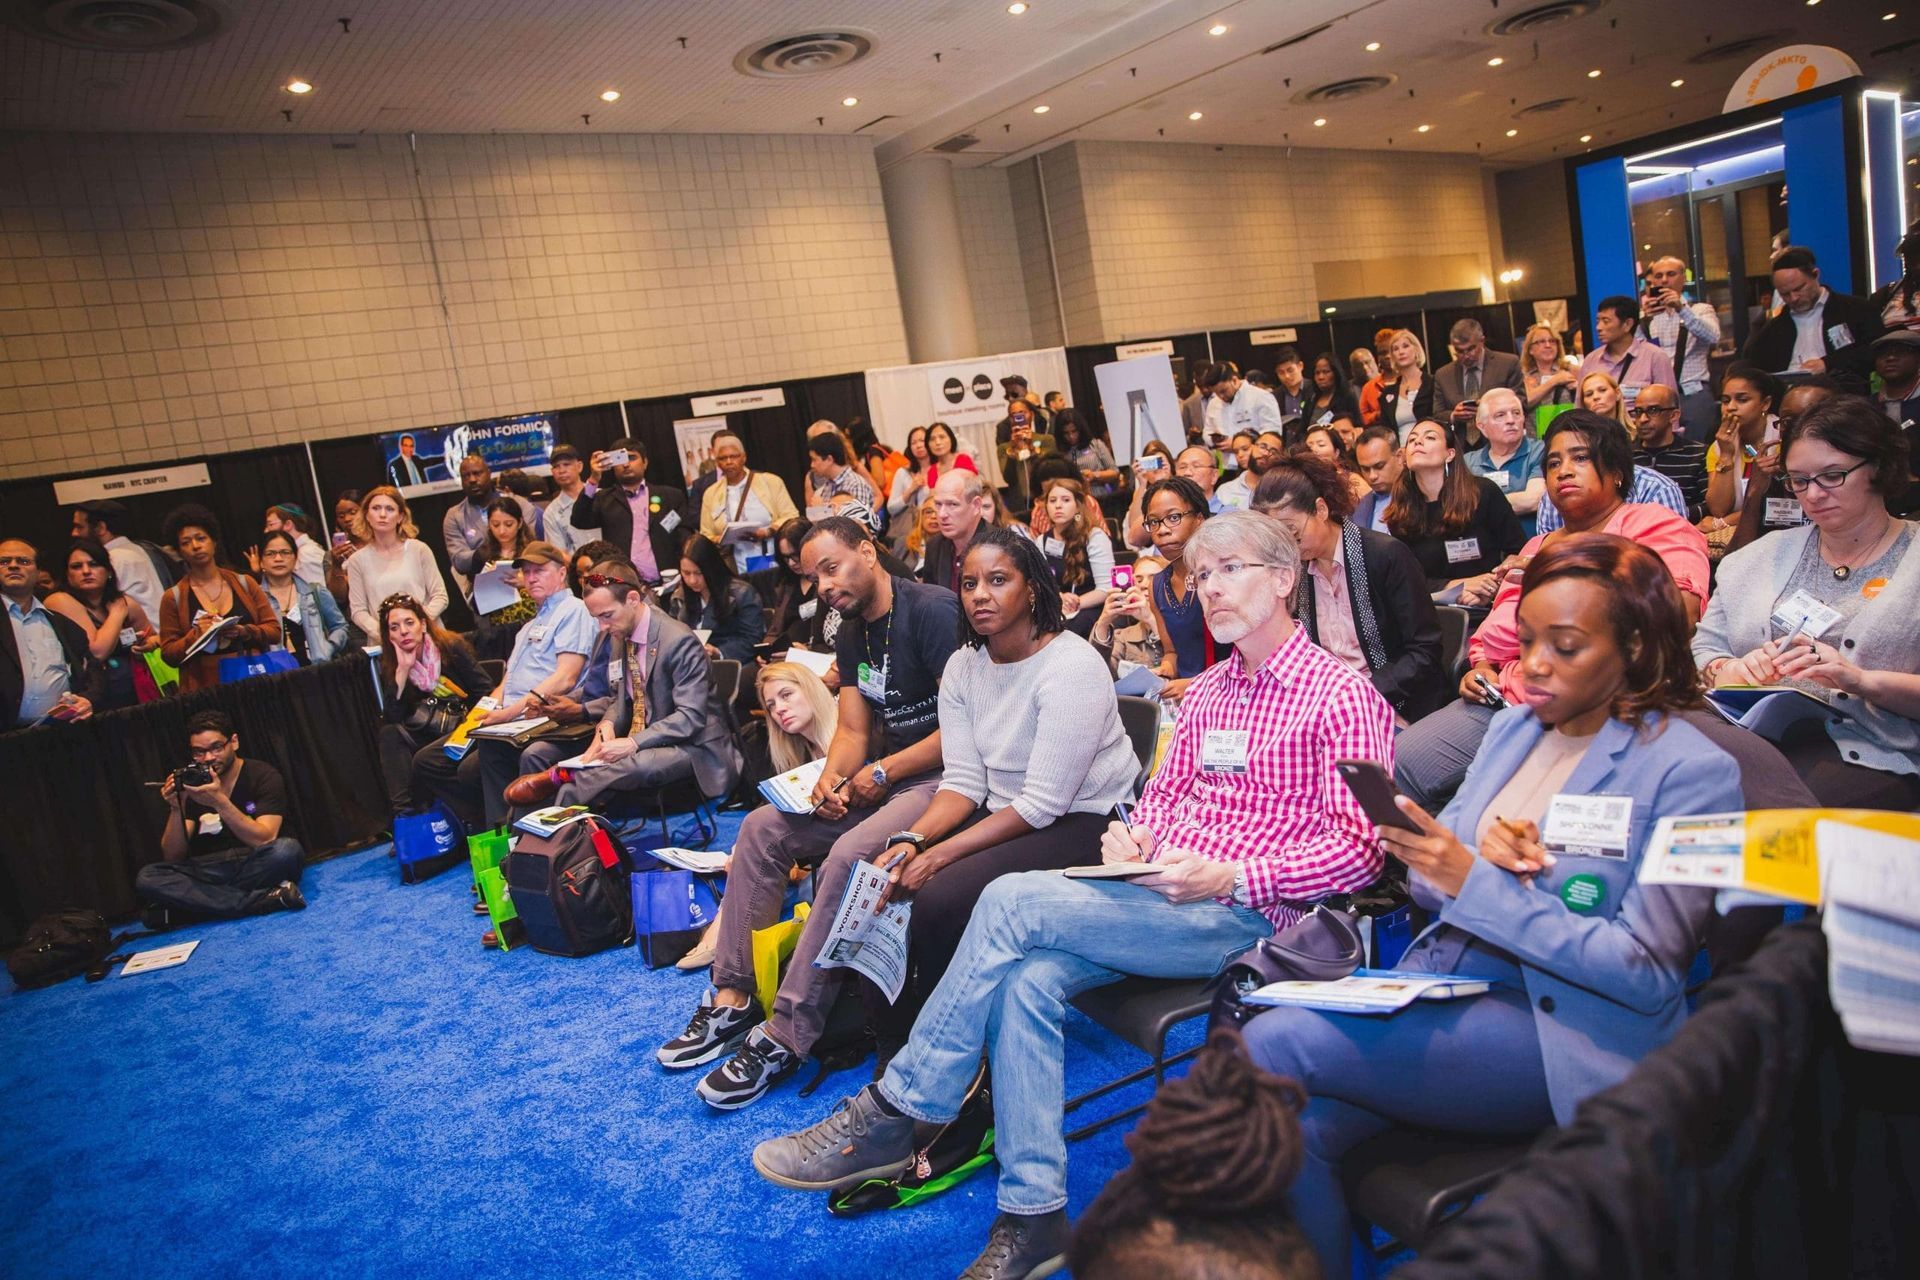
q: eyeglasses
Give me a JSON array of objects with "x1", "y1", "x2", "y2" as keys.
[
  {"x1": 1782, "y1": 460, "x2": 1870, "y2": 493},
  {"x1": 1142, "y1": 511, "x2": 1198, "y2": 533},
  {"x1": 1626, "y1": 405, "x2": 1677, "y2": 419},
  {"x1": 1190, "y1": 560, "x2": 1278, "y2": 588},
  {"x1": 188, "y1": 737, "x2": 233, "y2": 759},
  {"x1": 580, "y1": 572, "x2": 641, "y2": 591}
]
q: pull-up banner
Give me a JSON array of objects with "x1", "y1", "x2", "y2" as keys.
[{"x1": 378, "y1": 411, "x2": 557, "y2": 497}]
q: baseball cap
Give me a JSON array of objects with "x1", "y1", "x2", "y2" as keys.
[
  {"x1": 549, "y1": 443, "x2": 583, "y2": 464},
  {"x1": 1870, "y1": 329, "x2": 1920, "y2": 352},
  {"x1": 512, "y1": 540, "x2": 568, "y2": 568}
]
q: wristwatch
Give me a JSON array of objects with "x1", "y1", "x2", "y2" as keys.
[
  {"x1": 869, "y1": 762, "x2": 889, "y2": 789},
  {"x1": 1230, "y1": 866, "x2": 1253, "y2": 908},
  {"x1": 886, "y1": 831, "x2": 927, "y2": 852}
]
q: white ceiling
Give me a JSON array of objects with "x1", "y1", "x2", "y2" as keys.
[{"x1": 0, "y1": 0, "x2": 1912, "y2": 169}]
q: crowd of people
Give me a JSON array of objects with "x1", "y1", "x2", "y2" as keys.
[{"x1": 7, "y1": 229, "x2": 1920, "y2": 1280}]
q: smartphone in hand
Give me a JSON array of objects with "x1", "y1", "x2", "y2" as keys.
[{"x1": 1334, "y1": 759, "x2": 1422, "y2": 832}]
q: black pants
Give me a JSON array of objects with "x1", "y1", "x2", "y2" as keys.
[
  {"x1": 134, "y1": 839, "x2": 306, "y2": 919},
  {"x1": 1778, "y1": 721, "x2": 1920, "y2": 810},
  {"x1": 864, "y1": 809, "x2": 1108, "y2": 1052},
  {"x1": 410, "y1": 735, "x2": 528, "y2": 831},
  {"x1": 378, "y1": 722, "x2": 427, "y2": 814}
]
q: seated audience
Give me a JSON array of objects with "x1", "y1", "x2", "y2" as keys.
[
  {"x1": 256, "y1": 530, "x2": 348, "y2": 666},
  {"x1": 1742, "y1": 245, "x2": 1884, "y2": 392},
  {"x1": 1034, "y1": 478, "x2": 1113, "y2": 637},
  {"x1": 505, "y1": 561, "x2": 741, "y2": 813},
  {"x1": 1298, "y1": 424, "x2": 1370, "y2": 504},
  {"x1": 1306, "y1": 351, "x2": 1362, "y2": 428},
  {"x1": 807, "y1": 430, "x2": 883, "y2": 532},
  {"x1": 1140, "y1": 475, "x2": 1219, "y2": 700},
  {"x1": 1244, "y1": 534, "x2": 1737, "y2": 1278},
  {"x1": 344, "y1": 485, "x2": 450, "y2": 638},
  {"x1": 1213, "y1": 431, "x2": 1279, "y2": 515},
  {"x1": 410, "y1": 541, "x2": 595, "y2": 831},
  {"x1": 1396, "y1": 411, "x2": 1711, "y2": 809},
  {"x1": 1464, "y1": 388, "x2": 1547, "y2": 537},
  {"x1": 762, "y1": 518, "x2": 830, "y2": 654},
  {"x1": 1533, "y1": 414, "x2": 1690, "y2": 536},
  {"x1": 698, "y1": 432, "x2": 799, "y2": 573},
  {"x1": 899, "y1": 498, "x2": 937, "y2": 575},
  {"x1": 138, "y1": 709, "x2": 307, "y2": 924},
  {"x1": 1629, "y1": 383, "x2": 1709, "y2": 524},
  {"x1": 1070, "y1": 1027, "x2": 1317, "y2": 1280},
  {"x1": 658, "y1": 517, "x2": 958, "y2": 1110},
  {"x1": 1384, "y1": 420, "x2": 1525, "y2": 601},
  {"x1": 1730, "y1": 378, "x2": 1840, "y2": 553},
  {"x1": 375, "y1": 593, "x2": 490, "y2": 816},
  {"x1": 1127, "y1": 439, "x2": 1201, "y2": 548},
  {"x1": 157, "y1": 504, "x2": 279, "y2": 692},
  {"x1": 886, "y1": 427, "x2": 933, "y2": 527},
  {"x1": 1694, "y1": 396, "x2": 1920, "y2": 809},
  {"x1": 1578, "y1": 369, "x2": 1629, "y2": 426},
  {"x1": 1376, "y1": 329, "x2": 1433, "y2": 441},
  {"x1": 1351, "y1": 425, "x2": 1402, "y2": 533},
  {"x1": 1175, "y1": 444, "x2": 1228, "y2": 513},
  {"x1": 861, "y1": 526, "x2": 1135, "y2": 1057},
  {"x1": 577, "y1": 438, "x2": 688, "y2": 586},
  {"x1": 471, "y1": 498, "x2": 538, "y2": 651},
  {"x1": 1089, "y1": 554, "x2": 1167, "y2": 675},
  {"x1": 664, "y1": 533, "x2": 765, "y2": 664},
  {"x1": 1, "y1": 537, "x2": 100, "y2": 726},
  {"x1": 69, "y1": 498, "x2": 167, "y2": 624},
  {"x1": 750, "y1": 511, "x2": 1392, "y2": 1279},
  {"x1": 1521, "y1": 322, "x2": 1580, "y2": 410},
  {"x1": 1704, "y1": 364, "x2": 1785, "y2": 521},
  {"x1": 1253, "y1": 458, "x2": 1445, "y2": 722},
  {"x1": 920, "y1": 468, "x2": 997, "y2": 596},
  {"x1": 923, "y1": 421, "x2": 977, "y2": 489},
  {"x1": 43, "y1": 537, "x2": 158, "y2": 711}
]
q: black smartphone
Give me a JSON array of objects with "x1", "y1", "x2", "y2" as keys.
[{"x1": 1334, "y1": 759, "x2": 1422, "y2": 832}]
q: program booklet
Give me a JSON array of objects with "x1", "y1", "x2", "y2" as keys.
[
  {"x1": 813, "y1": 859, "x2": 911, "y2": 1003},
  {"x1": 1240, "y1": 969, "x2": 1493, "y2": 1015},
  {"x1": 513, "y1": 805, "x2": 595, "y2": 838},
  {"x1": 1705, "y1": 686, "x2": 1842, "y2": 741},
  {"x1": 759, "y1": 757, "x2": 828, "y2": 815},
  {"x1": 1637, "y1": 808, "x2": 1920, "y2": 907}
]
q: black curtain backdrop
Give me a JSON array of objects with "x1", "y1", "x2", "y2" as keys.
[{"x1": 0, "y1": 653, "x2": 391, "y2": 949}]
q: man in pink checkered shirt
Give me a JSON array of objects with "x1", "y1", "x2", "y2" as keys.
[{"x1": 753, "y1": 510, "x2": 1395, "y2": 1280}]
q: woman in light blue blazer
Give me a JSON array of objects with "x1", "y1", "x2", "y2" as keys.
[{"x1": 1243, "y1": 533, "x2": 1738, "y2": 1276}]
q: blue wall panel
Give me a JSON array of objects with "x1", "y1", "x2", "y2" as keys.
[
  {"x1": 1782, "y1": 97, "x2": 1854, "y2": 289},
  {"x1": 1574, "y1": 156, "x2": 1636, "y2": 335}
]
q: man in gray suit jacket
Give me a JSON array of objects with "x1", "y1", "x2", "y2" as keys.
[
  {"x1": 1433, "y1": 318, "x2": 1526, "y2": 437},
  {"x1": 505, "y1": 563, "x2": 740, "y2": 810}
]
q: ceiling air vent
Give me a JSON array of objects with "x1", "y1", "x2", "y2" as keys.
[
  {"x1": 933, "y1": 133, "x2": 980, "y2": 153},
  {"x1": 1486, "y1": 2, "x2": 1604, "y2": 39},
  {"x1": 733, "y1": 31, "x2": 876, "y2": 79},
  {"x1": 1292, "y1": 76, "x2": 1396, "y2": 106},
  {"x1": 1261, "y1": 23, "x2": 1331, "y2": 55},
  {"x1": 1, "y1": 0, "x2": 230, "y2": 50},
  {"x1": 1515, "y1": 97, "x2": 1581, "y2": 117},
  {"x1": 1687, "y1": 33, "x2": 1791, "y2": 65}
]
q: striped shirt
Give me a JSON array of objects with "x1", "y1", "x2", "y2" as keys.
[
  {"x1": 1131, "y1": 625, "x2": 1393, "y2": 926},
  {"x1": 1634, "y1": 439, "x2": 1711, "y2": 522}
]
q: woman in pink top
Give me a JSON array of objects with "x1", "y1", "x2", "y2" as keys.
[
  {"x1": 1392, "y1": 410, "x2": 1710, "y2": 809},
  {"x1": 923, "y1": 421, "x2": 978, "y2": 489}
]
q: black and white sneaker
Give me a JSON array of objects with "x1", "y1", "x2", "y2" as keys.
[
  {"x1": 696, "y1": 1024, "x2": 802, "y2": 1110},
  {"x1": 657, "y1": 998, "x2": 763, "y2": 1070}
]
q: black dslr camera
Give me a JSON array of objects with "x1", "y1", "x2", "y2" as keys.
[{"x1": 171, "y1": 762, "x2": 216, "y2": 789}]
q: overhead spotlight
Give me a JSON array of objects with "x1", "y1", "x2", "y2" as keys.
[
  {"x1": 1882, "y1": 10, "x2": 1897, "y2": 17},
  {"x1": 1670, "y1": 78, "x2": 1685, "y2": 88},
  {"x1": 1505, "y1": 128, "x2": 1518, "y2": 137},
  {"x1": 1417, "y1": 124, "x2": 1432, "y2": 133},
  {"x1": 1324, "y1": 306, "x2": 1338, "y2": 314},
  {"x1": 1587, "y1": 69, "x2": 1602, "y2": 78},
  {"x1": 1487, "y1": 56, "x2": 1504, "y2": 67},
  {"x1": 600, "y1": 89, "x2": 621, "y2": 102},
  {"x1": 1580, "y1": 133, "x2": 1593, "y2": 143},
  {"x1": 1209, "y1": 24, "x2": 1228, "y2": 36},
  {"x1": 1313, "y1": 117, "x2": 1328, "y2": 127},
  {"x1": 1189, "y1": 111, "x2": 1203, "y2": 120},
  {"x1": 843, "y1": 96, "x2": 859, "y2": 106},
  {"x1": 1365, "y1": 41, "x2": 1381, "y2": 52},
  {"x1": 285, "y1": 80, "x2": 312, "y2": 94},
  {"x1": 1033, "y1": 104, "x2": 1050, "y2": 114},
  {"x1": 1007, "y1": 2, "x2": 1028, "y2": 13}
]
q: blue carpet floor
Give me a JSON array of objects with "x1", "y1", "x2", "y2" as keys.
[{"x1": 0, "y1": 813, "x2": 1183, "y2": 1279}]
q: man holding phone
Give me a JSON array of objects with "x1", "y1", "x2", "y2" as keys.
[
  {"x1": 574, "y1": 437, "x2": 688, "y2": 586},
  {"x1": 1638, "y1": 256, "x2": 1722, "y2": 441}
]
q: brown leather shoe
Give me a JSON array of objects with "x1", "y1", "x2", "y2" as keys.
[
  {"x1": 504, "y1": 767, "x2": 565, "y2": 807},
  {"x1": 482, "y1": 928, "x2": 498, "y2": 948}
]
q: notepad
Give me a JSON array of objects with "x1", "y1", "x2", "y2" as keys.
[
  {"x1": 782, "y1": 648, "x2": 837, "y2": 679},
  {"x1": 1240, "y1": 969, "x2": 1493, "y2": 1014}
]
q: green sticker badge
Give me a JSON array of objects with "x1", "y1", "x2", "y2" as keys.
[{"x1": 1560, "y1": 874, "x2": 1606, "y2": 914}]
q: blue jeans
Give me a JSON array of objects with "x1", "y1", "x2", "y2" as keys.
[
  {"x1": 1241, "y1": 987, "x2": 1554, "y2": 1276},
  {"x1": 134, "y1": 838, "x2": 307, "y2": 919},
  {"x1": 878, "y1": 871, "x2": 1273, "y2": 1214}
]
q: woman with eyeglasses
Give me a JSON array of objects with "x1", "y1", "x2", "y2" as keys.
[
  {"x1": 1129, "y1": 475, "x2": 1219, "y2": 701},
  {"x1": 376, "y1": 593, "x2": 491, "y2": 815},
  {"x1": 1522, "y1": 323, "x2": 1579, "y2": 409},
  {"x1": 43, "y1": 537, "x2": 160, "y2": 710},
  {"x1": 257, "y1": 529, "x2": 347, "y2": 666},
  {"x1": 1694, "y1": 396, "x2": 1920, "y2": 808}
]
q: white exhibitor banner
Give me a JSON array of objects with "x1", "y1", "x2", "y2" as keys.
[
  {"x1": 864, "y1": 346, "x2": 1072, "y2": 489},
  {"x1": 53, "y1": 462, "x2": 212, "y2": 505}
]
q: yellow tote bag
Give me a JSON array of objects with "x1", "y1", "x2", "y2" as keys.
[{"x1": 750, "y1": 903, "x2": 810, "y2": 1020}]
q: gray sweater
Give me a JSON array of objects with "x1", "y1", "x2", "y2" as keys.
[
  {"x1": 1693, "y1": 521, "x2": 1920, "y2": 777},
  {"x1": 936, "y1": 632, "x2": 1138, "y2": 826}
]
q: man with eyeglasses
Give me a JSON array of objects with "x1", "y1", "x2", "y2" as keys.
[
  {"x1": 751, "y1": 512, "x2": 1391, "y2": 1279},
  {"x1": 136, "y1": 709, "x2": 306, "y2": 926},
  {"x1": 2, "y1": 537, "x2": 101, "y2": 728},
  {"x1": 1627, "y1": 384, "x2": 1709, "y2": 523},
  {"x1": 1215, "y1": 429, "x2": 1285, "y2": 512}
]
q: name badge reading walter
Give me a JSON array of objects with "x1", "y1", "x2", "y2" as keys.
[{"x1": 1201, "y1": 729, "x2": 1251, "y2": 774}]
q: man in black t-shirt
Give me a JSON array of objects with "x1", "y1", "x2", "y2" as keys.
[
  {"x1": 657, "y1": 517, "x2": 960, "y2": 1110},
  {"x1": 136, "y1": 709, "x2": 307, "y2": 926}
]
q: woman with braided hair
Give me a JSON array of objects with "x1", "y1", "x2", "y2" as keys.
[{"x1": 1069, "y1": 1026, "x2": 1320, "y2": 1279}]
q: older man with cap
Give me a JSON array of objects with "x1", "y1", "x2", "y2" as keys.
[
  {"x1": 410, "y1": 540, "x2": 597, "y2": 831},
  {"x1": 698, "y1": 432, "x2": 800, "y2": 572}
]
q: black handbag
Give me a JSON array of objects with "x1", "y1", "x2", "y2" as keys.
[
  {"x1": 399, "y1": 691, "x2": 467, "y2": 740},
  {"x1": 1209, "y1": 900, "x2": 1367, "y2": 1026}
]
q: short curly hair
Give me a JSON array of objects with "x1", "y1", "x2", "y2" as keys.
[{"x1": 162, "y1": 502, "x2": 223, "y2": 552}]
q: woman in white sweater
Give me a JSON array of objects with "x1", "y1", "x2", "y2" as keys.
[
  {"x1": 1693, "y1": 397, "x2": 1920, "y2": 808},
  {"x1": 345, "y1": 485, "x2": 451, "y2": 637},
  {"x1": 866, "y1": 523, "x2": 1139, "y2": 1060}
]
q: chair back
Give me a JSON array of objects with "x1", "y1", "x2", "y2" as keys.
[
  {"x1": 478, "y1": 658, "x2": 506, "y2": 690},
  {"x1": 709, "y1": 659, "x2": 742, "y2": 707},
  {"x1": 1435, "y1": 605, "x2": 1471, "y2": 682},
  {"x1": 1115, "y1": 694, "x2": 1161, "y2": 792}
]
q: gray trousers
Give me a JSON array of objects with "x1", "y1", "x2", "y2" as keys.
[
  {"x1": 1391, "y1": 697, "x2": 1496, "y2": 812},
  {"x1": 710, "y1": 775, "x2": 941, "y2": 1056}
]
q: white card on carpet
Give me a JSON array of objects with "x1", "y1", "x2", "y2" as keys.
[{"x1": 121, "y1": 940, "x2": 200, "y2": 976}]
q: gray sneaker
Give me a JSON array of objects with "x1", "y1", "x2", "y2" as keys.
[
  {"x1": 958, "y1": 1210, "x2": 1069, "y2": 1280},
  {"x1": 751, "y1": 1084, "x2": 917, "y2": 1190}
]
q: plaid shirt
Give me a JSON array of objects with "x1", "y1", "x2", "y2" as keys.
[{"x1": 1132, "y1": 625, "x2": 1393, "y2": 926}]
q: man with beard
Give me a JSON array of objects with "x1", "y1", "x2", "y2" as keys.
[{"x1": 443, "y1": 453, "x2": 540, "y2": 601}]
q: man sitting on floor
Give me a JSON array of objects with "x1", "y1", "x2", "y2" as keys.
[
  {"x1": 137, "y1": 709, "x2": 306, "y2": 926},
  {"x1": 750, "y1": 511, "x2": 1394, "y2": 1279},
  {"x1": 505, "y1": 560, "x2": 740, "y2": 812}
]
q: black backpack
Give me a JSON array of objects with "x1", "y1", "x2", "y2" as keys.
[
  {"x1": 7, "y1": 909, "x2": 113, "y2": 990},
  {"x1": 505, "y1": 816, "x2": 635, "y2": 957},
  {"x1": 135, "y1": 538, "x2": 182, "y2": 587}
]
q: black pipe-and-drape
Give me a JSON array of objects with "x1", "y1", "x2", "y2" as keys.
[{"x1": 0, "y1": 654, "x2": 390, "y2": 949}]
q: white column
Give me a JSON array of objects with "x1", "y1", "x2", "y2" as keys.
[{"x1": 880, "y1": 155, "x2": 983, "y2": 363}]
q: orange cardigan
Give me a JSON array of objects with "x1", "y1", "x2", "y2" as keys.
[{"x1": 158, "y1": 569, "x2": 281, "y2": 691}]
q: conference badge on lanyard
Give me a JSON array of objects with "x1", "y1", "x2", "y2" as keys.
[{"x1": 857, "y1": 658, "x2": 887, "y2": 702}]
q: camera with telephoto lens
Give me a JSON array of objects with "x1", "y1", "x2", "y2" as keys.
[{"x1": 171, "y1": 762, "x2": 216, "y2": 789}]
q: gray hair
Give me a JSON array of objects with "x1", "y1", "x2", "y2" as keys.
[
  {"x1": 1475, "y1": 387, "x2": 1524, "y2": 422},
  {"x1": 1183, "y1": 510, "x2": 1301, "y2": 585},
  {"x1": 1449, "y1": 318, "x2": 1486, "y2": 344},
  {"x1": 711, "y1": 432, "x2": 744, "y2": 451}
]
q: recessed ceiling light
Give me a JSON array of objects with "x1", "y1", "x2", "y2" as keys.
[
  {"x1": 1580, "y1": 133, "x2": 1593, "y2": 143},
  {"x1": 1805, "y1": 0, "x2": 1819, "y2": 6},
  {"x1": 1883, "y1": 10, "x2": 1897, "y2": 18},
  {"x1": 1188, "y1": 111, "x2": 1203, "y2": 121},
  {"x1": 1417, "y1": 124, "x2": 1431, "y2": 133},
  {"x1": 1033, "y1": 104, "x2": 1050, "y2": 114},
  {"x1": 843, "y1": 96, "x2": 859, "y2": 107},
  {"x1": 1505, "y1": 128, "x2": 1518, "y2": 137},
  {"x1": 1007, "y1": 2, "x2": 1028, "y2": 13},
  {"x1": 1487, "y1": 56, "x2": 1504, "y2": 67},
  {"x1": 600, "y1": 89, "x2": 621, "y2": 102},
  {"x1": 1209, "y1": 24, "x2": 1228, "y2": 36},
  {"x1": 1587, "y1": 69, "x2": 1602, "y2": 78},
  {"x1": 284, "y1": 80, "x2": 312, "y2": 94},
  {"x1": 1365, "y1": 41, "x2": 1381, "y2": 52},
  {"x1": 1670, "y1": 78, "x2": 1685, "y2": 88},
  {"x1": 1313, "y1": 117, "x2": 1328, "y2": 127}
]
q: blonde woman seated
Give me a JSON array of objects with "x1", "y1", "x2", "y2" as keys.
[{"x1": 1578, "y1": 371, "x2": 1629, "y2": 427}]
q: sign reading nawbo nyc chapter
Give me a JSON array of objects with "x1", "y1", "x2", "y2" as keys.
[{"x1": 54, "y1": 462, "x2": 212, "y2": 505}]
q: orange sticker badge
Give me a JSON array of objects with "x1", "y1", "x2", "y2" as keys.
[{"x1": 1861, "y1": 578, "x2": 1888, "y2": 600}]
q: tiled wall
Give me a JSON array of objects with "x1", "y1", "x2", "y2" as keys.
[
  {"x1": 0, "y1": 131, "x2": 908, "y2": 480},
  {"x1": 951, "y1": 166, "x2": 1034, "y2": 357}
]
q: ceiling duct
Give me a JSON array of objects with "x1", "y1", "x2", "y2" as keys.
[
  {"x1": 1, "y1": 0, "x2": 230, "y2": 50},
  {"x1": 733, "y1": 31, "x2": 876, "y2": 79},
  {"x1": 932, "y1": 133, "x2": 980, "y2": 153},
  {"x1": 1486, "y1": 2, "x2": 1605, "y2": 39},
  {"x1": 1292, "y1": 76, "x2": 1396, "y2": 106},
  {"x1": 1686, "y1": 32, "x2": 1793, "y2": 65}
]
